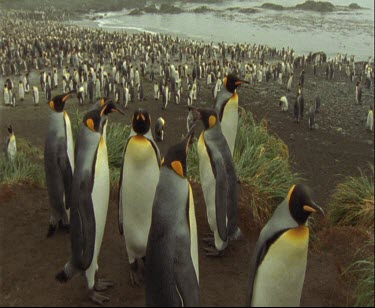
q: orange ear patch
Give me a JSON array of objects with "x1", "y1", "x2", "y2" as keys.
[
  {"x1": 86, "y1": 118, "x2": 95, "y2": 131},
  {"x1": 171, "y1": 161, "x2": 184, "y2": 177},
  {"x1": 49, "y1": 101, "x2": 54, "y2": 110},
  {"x1": 209, "y1": 115, "x2": 216, "y2": 128}
]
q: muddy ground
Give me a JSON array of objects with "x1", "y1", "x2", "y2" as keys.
[{"x1": 0, "y1": 58, "x2": 374, "y2": 306}]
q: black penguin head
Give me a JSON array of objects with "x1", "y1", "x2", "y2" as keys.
[
  {"x1": 7, "y1": 125, "x2": 13, "y2": 135},
  {"x1": 287, "y1": 184, "x2": 324, "y2": 225},
  {"x1": 188, "y1": 106, "x2": 218, "y2": 130},
  {"x1": 223, "y1": 74, "x2": 249, "y2": 93},
  {"x1": 48, "y1": 90, "x2": 76, "y2": 112},
  {"x1": 132, "y1": 109, "x2": 151, "y2": 135},
  {"x1": 162, "y1": 126, "x2": 195, "y2": 178},
  {"x1": 100, "y1": 101, "x2": 125, "y2": 116}
]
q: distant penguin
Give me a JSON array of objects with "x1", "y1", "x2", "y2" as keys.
[
  {"x1": 190, "y1": 106, "x2": 240, "y2": 256},
  {"x1": 162, "y1": 83, "x2": 170, "y2": 110},
  {"x1": 356, "y1": 81, "x2": 362, "y2": 105},
  {"x1": 366, "y1": 106, "x2": 374, "y2": 132},
  {"x1": 308, "y1": 105, "x2": 315, "y2": 130},
  {"x1": 32, "y1": 86, "x2": 39, "y2": 105},
  {"x1": 153, "y1": 82, "x2": 159, "y2": 100},
  {"x1": 6, "y1": 125, "x2": 17, "y2": 161},
  {"x1": 279, "y1": 96, "x2": 288, "y2": 112},
  {"x1": 55, "y1": 102, "x2": 124, "y2": 305},
  {"x1": 145, "y1": 127, "x2": 199, "y2": 307},
  {"x1": 3, "y1": 84, "x2": 9, "y2": 106},
  {"x1": 155, "y1": 117, "x2": 165, "y2": 142},
  {"x1": 214, "y1": 74, "x2": 249, "y2": 156},
  {"x1": 287, "y1": 73, "x2": 293, "y2": 91},
  {"x1": 44, "y1": 90, "x2": 76, "y2": 237},
  {"x1": 119, "y1": 109, "x2": 161, "y2": 286},
  {"x1": 315, "y1": 96, "x2": 321, "y2": 113},
  {"x1": 246, "y1": 184, "x2": 324, "y2": 307},
  {"x1": 18, "y1": 81, "x2": 24, "y2": 101}
]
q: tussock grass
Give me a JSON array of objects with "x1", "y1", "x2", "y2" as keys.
[
  {"x1": 329, "y1": 165, "x2": 374, "y2": 229},
  {"x1": 344, "y1": 239, "x2": 374, "y2": 307},
  {"x1": 0, "y1": 137, "x2": 45, "y2": 186},
  {"x1": 187, "y1": 110, "x2": 297, "y2": 224}
]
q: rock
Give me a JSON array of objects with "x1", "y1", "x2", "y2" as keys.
[
  {"x1": 348, "y1": 3, "x2": 361, "y2": 9},
  {"x1": 261, "y1": 3, "x2": 284, "y2": 10}
]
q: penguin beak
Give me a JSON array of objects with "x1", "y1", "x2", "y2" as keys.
[
  {"x1": 235, "y1": 80, "x2": 250, "y2": 86},
  {"x1": 303, "y1": 202, "x2": 324, "y2": 216},
  {"x1": 62, "y1": 89, "x2": 77, "y2": 102}
]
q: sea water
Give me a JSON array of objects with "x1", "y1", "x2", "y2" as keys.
[{"x1": 73, "y1": 0, "x2": 374, "y2": 61}]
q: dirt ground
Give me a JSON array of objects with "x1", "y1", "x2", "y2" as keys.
[{"x1": 0, "y1": 58, "x2": 374, "y2": 306}]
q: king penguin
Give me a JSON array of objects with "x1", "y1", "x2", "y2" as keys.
[
  {"x1": 154, "y1": 117, "x2": 165, "y2": 142},
  {"x1": 189, "y1": 106, "x2": 241, "y2": 256},
  {"x1": 246, "y1": 184, "x2": 324, "y2": 307},
  {"x1": 6, "y1": 125, "x2": 17, "y2": 161},
  {"x1": 44, "y1": 90, "x2": 76, "y2": 237},
  {"x1": 118, "y1": 109, "x2": 162, "y2": 286},
  {"x1": 145, "y1": 127, "x2": 199, "y2": 307},
  {"x1": 55, "y1": 102, "x2": 124, "y2": 305},
  {"x1": 214, "y1": 74, "x2": 249, "y2": 156}
]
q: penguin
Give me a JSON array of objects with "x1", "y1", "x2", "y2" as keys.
[
  {"x1": 279, "y1": 96, "x2": 288, "y2": 112},
  {"x1": 308, "y1": 105, "x2": 315, "y2": 130},
  {"x1": 366, "y1": 106, "x2": 374, "y2": 132},
  {"x1": 6, "y1": 125, "x2": 17, "y2": 161},
  {"x1": 32, "y1": 86, "x2": 39, "y2": 105},
  {"x1": 246, "y1": 184, "x2": 324, "y2": 307},
  {"x1": 44, "y1": 90, "x2": 76, "y2": 237},
  {"x1": 315, "y1": 96, "x2": 321, "y2": 113},
  {"x1": 145, "y1": 127, "x2": 199, "y2": 307},
  {"x1": 55, "y1": 102, "x2": 124, "y2": 305},
  {"x1": 154, "y1": 117, "x2": 165, "y2": 142},
  {"x1": 189, "y1": 106, "x2": 241, "y2": 256},
  {"x1": 214, "y1": 74, "x2": 249, "y2": 156},
  {"x1": 118, "y1": 109, "x2": 162, "y2": 286}
]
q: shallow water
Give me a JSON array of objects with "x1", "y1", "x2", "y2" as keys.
[{"x1": 74, "y1": 0, "x2": 374, "y2": 61}]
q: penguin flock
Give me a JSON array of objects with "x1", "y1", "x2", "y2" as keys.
[{"x1": 40, "y1": 71, "x2": 324, "y2": 307}]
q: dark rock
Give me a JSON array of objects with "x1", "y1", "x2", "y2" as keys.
[
  {"x1": 261, "y1": 3, "x2": 284, "y2": 11},
  {"x1": 348, "y1": 3, "x2": 361, "y2": 9},
  {"x1": 159, "y1": 4, "x2": 184, "y2": 14},
  {"x1": 128, "y1": 9, "x2": 143, "y2": 16},
  {"x1": 294, "y1": 1, "x2": 335, "y2": 12}
]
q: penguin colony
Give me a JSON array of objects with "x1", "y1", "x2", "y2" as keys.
[
  {"x1": 6, "y1": 10, "x2": 371, "y2": 306},
  {"x1": 44, "y1": 71, "x2": 324, "y2": 306}
]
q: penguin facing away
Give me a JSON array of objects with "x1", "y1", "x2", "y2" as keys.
[
  {"x1": 145, "y1": 127, "x2": 199, "y2": 307},
  {"x1": 189, "y1": 106, "x2": 241, "y2": 256},
  {"x1": 246, "y1": 184, "x2": 324, "y2": 307},
  {"x1": 214, "y1": 74, "x2": 249, "y2": 156},
  {"x1": 44, "y1": 90, "x2": 76, "y2": 237},
  {"x1": 55, "y1": 102, "x2": 124, "y2": 305},
  {"x1": 6, "y1": 125, "x2": 17, "y2": 161},
  {"x1": 118, "y1": 109, "x2": 162, "y2": 286},
  {"x1": 154, "y1": 117, "x2": 165, "y2": 142}
]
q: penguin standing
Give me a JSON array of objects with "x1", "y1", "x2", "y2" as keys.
[
  {"x1": 308, "y1": 105, "x2": 315, "y2": 130},
  {"x1": 154, "y1": 117, "x2": 165, "y2": 142},
  {"x1": 190, "y1": 107, "x2": 241, "y2": 256},
  {"x1": 6, "y1": 125, "x2": 17, "y2": 161},
  {"x1": 55, "y1": 102, "x2": 124, "y2": 305},
  {"x1": 246, "y1": 184, "x2": 324, "y2": 307},
  {"x1": 118, "y1": 109, "x2": 162, "y2": 286},
  {"x1": 287, "y1": 73, "x2": 293, "y2": 91},
  {"x1": 32, "y1": 86, "x2": 39, "y2": 105},
  {"x1": 44, "y1": 90, "x2": 76, "y2": 237},
  {"x1": 145, "y1": 128, "x2": 199, "y2": 307},
  {"x1": 214, "y1": 74, "x2": 249, "y2": 156},
  {"x1": 279, "y1": 96, "x2": 288, "y2": 112},
  {"x1": 366, "y1": 106, "x2": 373, "y2": 132}
]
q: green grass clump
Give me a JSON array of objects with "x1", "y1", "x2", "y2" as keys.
[
  {"x1": 187, "y1": 110, "x2": 297, "y2": 223},
  {"x1": 345, "y1": 239, "x2": 374, "y2": 307},
  {"x1": 0, "y1": 152, "x2": 45, "y2": 186},
  {"x1": 329, "y1": 165, "x2": 374, "y2": 229},
  {"x1": 0, "y1": 137, "x2": 45, "y2": 186}
]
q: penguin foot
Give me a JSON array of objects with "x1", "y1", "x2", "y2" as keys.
[
  {"x1": 202, "y1": 236, "x2": 215, "y2": 247},
  {"x1": 229, "y1": 228, "x2": 244, "y2": 242},
  {"x1": 46, "y1": 224, "x2": 56, "y2": 238},
  {"x1": 89, "y1": 290, "x2": 109, "y2": 305},
  {"x1": 204, "y1": 246, "x2": 224, "y2": 257},
  {"x1": 94, "y1": 279, "x2": 114, "y2": 292},
  {"x1": 129, "y1": 266, "x2": 143, "y2": 287}
]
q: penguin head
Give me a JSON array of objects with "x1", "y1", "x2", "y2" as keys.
[
  {"x1": 48, "y1": 90, "x2": 76, "y2": 112},
  {"x1": 188, "y1": 106, "x2": 218, "y2": 130},
  {"x1": 223, "y1": 74, "x2": 249, "y2": 93},
  {"x1": 132, "y1": 109, "x2": 151, "y2": 135},
  {"x1": 162, "y1": 126, "x2": 195, "y2": 178},
  {"x1": 287, "y1": 184, "x2": 324, "y2": 225},
  {"x1": 7, "y1": 125, "x2": 13, "y2": 135}
]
